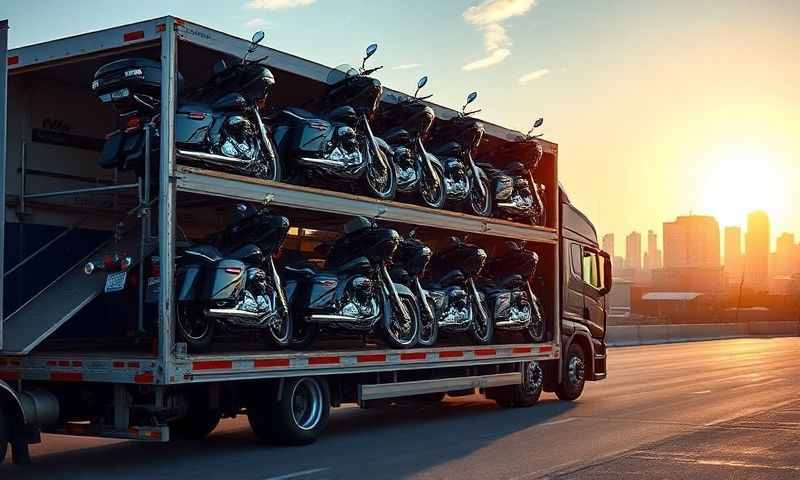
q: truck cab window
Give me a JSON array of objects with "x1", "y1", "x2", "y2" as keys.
[
  {"x1": 582, "y1": 250, "x2": 601, "y2": 289},
  {"x1": 570, "y1": 244, "x2": 582, "y2": 277}
]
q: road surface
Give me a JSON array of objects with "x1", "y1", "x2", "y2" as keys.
[{"x1": 2, "y1": 337, "x2": 799, "y2": 479}]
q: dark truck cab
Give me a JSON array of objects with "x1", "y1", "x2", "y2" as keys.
[{"x1": 557, "y1": 186, "x2": 612, "y2": 396}]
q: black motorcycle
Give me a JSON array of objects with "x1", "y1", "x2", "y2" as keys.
[
  {"x1": 389, "y1": 230, "x2": 439, "y2": 346},
  {"x1": 427, "y1": 92, "x2": 492, "y2": 217},
  {"x1": 377, "y1": 76, "x2": 446, "y2": 209},
  {"x1": 144, "y1": 205, "x2": 292, "y2": 352},
  {"x1": 283, "y1": 217, "x2": 420, "y2": 349},
  {"x1": 271, "y1": 44, "x2": 396, "y2": 199},
  {"x1": 425, "y1": 236, "x2": 494, "y2": 345},
  {"x1": 479, "y1": 241, "x2": 544, "y2": 342},
  {"x1": 92, "y1": 31, "x2": 281, "y2": 181},
  {"x1": 477, "y1": 119, "x2": 546, "y2": 225}
]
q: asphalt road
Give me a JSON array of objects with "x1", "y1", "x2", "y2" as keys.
[{"x1": 2, "y1": 337, "x2": 799, "y2": 479}]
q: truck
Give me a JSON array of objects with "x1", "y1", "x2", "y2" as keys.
[{"x1": 0, "y1": 17, "x2": 611, "y2": 464}]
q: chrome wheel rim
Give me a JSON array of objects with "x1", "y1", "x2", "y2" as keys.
[
  {"x1": 291, "y1": 378, "x2": 324, "y2": 431},
  {"x1": 367, "y1": 148, "x2": 392, "y2": 196},
  {"x1": 523, "y1": 361, "x2": 544, "y2": 396},
  {"x1": 470, "y1": 178, "x2": 490, "y2": 216},
  {"x1": 390, "y1": 297, "x2": 418, "y2": 345},
  {"x1": 568, "y1": 356, "x2": 585, "y2": 386},
  {"x1": 420, "y1": 164, "x2": 444, "y2": 207},
  {"x1": 177, "y1": 304, "x2": 210, "y2": 341}
]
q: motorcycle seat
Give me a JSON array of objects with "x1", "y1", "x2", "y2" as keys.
[
  {"x1": 429, "y1": 141, "x2": 463, "y2": 158},
  {"x1": 183, "y1": 244, "x2": 223, "y2": 264},
  {"x1": 325, "y1": 105, "x2": 358, "y2": 124},
  {"x1": 382, "y1": 127, "x2": 411, "y2": 145}
]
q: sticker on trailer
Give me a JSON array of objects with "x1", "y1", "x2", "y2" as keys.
[{"x1": 104, "y1": 271, "x2": 128, "y2": 293}]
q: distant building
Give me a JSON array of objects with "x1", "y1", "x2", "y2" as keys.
[
  {"x1": 663, "y1": 215, "x2": 720, "y2": 269},
  {"x1": 724, "y1": 226, "x2": 743, "y2": 286},
  {"x1": 744, "y1": 211, "x2": 770, "y2": 291},
  {"x1": 771, "y1": 232, "x2": 799, "y2": 277},
  {"x1": 644, "y1": 230, "x2": 662, "y2": 271},
  {"x1": 602, "y1": 233, "x2": 615, "y2": 259},
  {"x1": 625, "y1": 231, "x2": 642, "y2": 271}
]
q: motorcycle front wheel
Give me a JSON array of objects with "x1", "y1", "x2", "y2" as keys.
[
  {"x1": 419, "y1": 159, "x2": 446, "y2": 210},
  {"x1": 364, "y1": 144, "x2": 397, "y2": 200},
  {"x1": 467, "y1": 169, "x2": 493, "y2": 218},
  {"x1": 416, "y1": 292, "x2": 439, "y2": 347},
  {"x1": 381, "y1": 292, "x2": 420, "y2": 349},
  {"x1": 523, "y1": 296, "x2": 545, "y2": 343},
  {"x1": 176, "y1": 302, "x2": 215, "y2": 352},
  {"x1": 254, "y1": 134, "x2": 283, "y2": 182},
  {"x1": 262, "y1": 307, "x2": 293, "y2": 349},
  {"x1": 468, "y1": 296, "x2": 494, "y2": 345}
]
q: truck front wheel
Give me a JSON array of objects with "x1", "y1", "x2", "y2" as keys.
[
  {"x1": 556, "y1": 343, "x2": 586, "y2": 401},
  {"x1": 248, "y1": 377, "x2": 330, "y2": 446}
]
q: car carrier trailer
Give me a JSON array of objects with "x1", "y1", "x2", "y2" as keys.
[{"x1": 0, "y1": 17, "x2": 611, "y2": 464}]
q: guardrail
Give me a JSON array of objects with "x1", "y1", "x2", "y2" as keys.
[{"x1": 607, "y1": 321, "x2": 800, "y2": 346}]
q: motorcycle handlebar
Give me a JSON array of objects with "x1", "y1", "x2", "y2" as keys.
[{"x1": 362, "y1": 65, "x2": 384, "y2": 76}]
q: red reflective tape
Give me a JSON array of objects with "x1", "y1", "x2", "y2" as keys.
[
  {"x1": 113, "y1": 361, "x2": 125, "y2": 368},
  {"x1": 357, "y1": 354, "x2": 386, "y2": 363},
  {"x1": 539, "y1": 346, "x2": 553, "y2": 353},
  {"x1": 8, "y1": 56, "x2": 19, "y2": 66},
  {"x1": 147, "y1": 431, "x2": 161, "y2": 440},
  {"x1": 51, "y1": 372, "x2": 83, "y2": 382},
  {"x1": 254, "y1": 358, "x2": 290, "y2": 368},
  {"x1": 134, "y1": 372, "x2": 154, "y2": 384},
  {"x1": 309, "y1": 356, "x2": 339, "y2": 366},
  {"x1": 474, "y1": 349, "x2": 497, "y2": 356},
  {"x1": 155, "y1": 23, "x2": 166, "y2": 33},
  {"x1": 0, "y1": 371, "x2": 20, "y2": 381},
  {"x1": 512, "y1": 347, "x2": 533, "y2": 354},
  {"x1": 193, "y1": 360, "x2": 233, "y2": 371},
  {"x1": 400, "y1": 352, "x2": 426, "y2": 361},
  {"x1": 123, "y1": 31, "x2": 145, "y2": 42},
  {"x1": 439, "y1": 351, "x2": 464, "y2": 359},
  {"x1": 127, "y1": 361, "x2": 140, "y2": 368}
]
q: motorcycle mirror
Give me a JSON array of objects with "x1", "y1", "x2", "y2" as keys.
[
  {"x1": 362, "y1": 43, "x2": 378, "y2": 69},
  {"x1": 533, "y1": 117, "x2": 544, "y2": 128},
  {"x1": 414, "y1": 75, "x2": 428, "y2": 98},
  {"x1": 251, "y1": 31, "x2": 265, "y2": 45},
  {"x1": 83, "y1": 262, "x2": 96, "y2": 275},
  {"x1": 462, "y1": 91, "x2": 478, "y2": 112}
]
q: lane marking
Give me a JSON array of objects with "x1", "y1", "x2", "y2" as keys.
[
  {"x1": 689, "y1": 390, "x2": 711, "y2": 395},
  {"x1": 264, "y1": 467, "x2": 331, "y2": 480},
  {"x1": 541, "y1": 417, "x2": 578, "y2": 426}
]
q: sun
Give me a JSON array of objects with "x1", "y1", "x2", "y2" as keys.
[{"x1": 700, "y1": 141, "x2": 786, "y2": 228}]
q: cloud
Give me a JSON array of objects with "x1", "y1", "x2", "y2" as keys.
[
  {"x1": 245, "y1": 0, "x2": 315, "y2": 10},
  {"x1": 243, "y1": 18, "x2": 270, "y2": 28},
  {"x1": 518, "y1": 68, "x2": 550, "y2": 83},
  {"x1": 461, "y1": 0, "x2": 537, "y2": 71},
  {"x1": 463, "y1": 0, "x2": 536, "y2": 26},
  {"x1": 463, "y1": 49, "x2": 511, "y2": 71},
  {"x1": 391, "y1": 63, "x2": 422, "y2": 70}
]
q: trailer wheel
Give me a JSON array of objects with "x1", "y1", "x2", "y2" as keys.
[
  {"x1": 249, "y1": 377, "x2": 330, "y2": 445},
  {"x1": 0, "y1": 409, "x2": 8, "y2": 463},
  {"x1": 169, "y1": 409, "x2": 221, "y2": 440},
  {"x1": 556, "y1": 343, "x2": 586, "y2": 401},
  {"x1": 488, "y1": 361, "x2": 543, "y2": 408}
]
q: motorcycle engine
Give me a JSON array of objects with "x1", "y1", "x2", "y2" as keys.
[
  {"x1": 235, "y1": 268, "x2": 275, "y2": 323},
  {"x1": 393, "y1": 146, "x2": 418, "y2": 187},
  {"x1": 507, "y1": 290, "x2": 532, "y2": 324},
  {"x1": 218, "y1": 115, "x2": 259, "y2": 160},
  {"x1": 438, "y1": 288, "x2": 471, "y2": 327},
  {"x1": 510, "y1": 178, "x2": 534, "y2": 211},
  {"x1": 325, "y1": 126, "x2": 363, "y2": 165},
  {"x1": 338, "y1": 276, "x2": 377, "y2": 318},
  {"x1": 444, "y1": 158, "x2": 469, "y2": 200}
]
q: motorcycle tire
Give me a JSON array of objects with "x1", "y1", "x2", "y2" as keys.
[
  {"x1": 416, "y1": 293, "x2": 439, "y2": 348},
  {"x1": 176, "y1": 303, "x2": 215, "y2": 353},
  {"x1": 467, "y1": 168, "x2": 493, "y2": 218},
  {"x1": 531, "y1": 201, "x2": 547, "y2": 227},
  {"x1": 523, "y1": 296, "x2": 545, "y2": 343},
  {"x1": 288, "y1": 318, "x2": 319, "y2": 350},
  {"x1": 256, "y1": 134, "x2": 283, "y2": 182},
  {"x1": 418, "y1": 159, "x2": 446, "y2": 210},
  {"x1": 468, "y1": 295, "x2": 494, "y2": 345},
  {"x1": 364, "y1": 143, "x2": 397, "y2": 200},
  {"x1": 262, "y1": 307, "x2": 293, "y2": 349},
  {"x1": 381, "y1": 292, "x2": 420, "y2": 349}
]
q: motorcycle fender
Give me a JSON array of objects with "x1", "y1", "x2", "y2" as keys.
[
  {"x1": 293, "y1": 119, "x2": 334, "y2": 155},
  {"x1": 374, "y1": 136, "x2": 392, "y2": 155},
  {"x1": 426, "y1": 153, "x2": 444, "y2": 171},
  {"x1": 392, "y1": 282, "x2": 414, "y2": 298},
  {"x1": 204, "y1": 259, "x2": 246, "y2": 302}
]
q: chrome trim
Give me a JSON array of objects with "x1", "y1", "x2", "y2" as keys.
[{"x1": 177, "y1": 149, "x2": 251, "y2": 167}]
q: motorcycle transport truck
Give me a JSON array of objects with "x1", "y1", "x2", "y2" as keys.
[{"x1": 0, "y1": 17, "x2": 611, "y2": 464}]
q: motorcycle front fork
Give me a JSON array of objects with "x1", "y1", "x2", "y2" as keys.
[
  {"x1": 468, "y1": 277, "x2": 490, "y2": 326},
  {"x1": 253, "y1": 107, "x2": 279, "y2": 170},
  {"x1": 362, "y1": 114, "x2": 390, "y2": 173},
  {"x1": 466, "y1": 151, "x2": 488, "y2": 201},
  {"x1": 381, "y1": 264, "x2": 410, "y2": 321},
  {"x1": 414, "y1": 277, "x2": 436, "y2": 322},
  {"x1": 268, "y1": 256, "x2": 289, "y2": 315},
  {"x1": 415, "y1": 136, "x2": 438, "y2": 181}
]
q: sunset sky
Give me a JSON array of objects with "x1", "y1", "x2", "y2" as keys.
[{"x1": 4, "y1": 0, "x2": 799, "y2": 250}]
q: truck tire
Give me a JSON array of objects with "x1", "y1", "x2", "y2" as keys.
[
  {"x1": 556, "y1": 343, "x2": 586, "y2": 401},
  {"x1": 0, "y1": 409, "x2": 8, "y2": 463},
  {"x1": 488, "y1": 361, "x2": 543, "y2": 408},
  {"x1": 169, "y1": 409, "x2": 221, "y2": 440},
  {"x1": 248, "y1": 377, "x2": 330, "y2": 446}
]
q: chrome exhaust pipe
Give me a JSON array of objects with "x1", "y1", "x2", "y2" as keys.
[
  {"x1": 306, "y1": 312, "x2": 381, "y2": 323},
  {"x1": 177, "y1": 149, "x2": 251, "y2": 167},
  {"x1": 494, "y1": 320, "x2": 528, "y2": 329},
  {"x1": 298, "y1": 157, "x2": 348, "y2": 168},
  {"x1": 205, "y1": 308, "x2": 263, "y2": 320}
]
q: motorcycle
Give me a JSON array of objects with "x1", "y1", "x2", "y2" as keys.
[
  {"x1": 271, "y1": 44, "x2": 397, "y2": 200},
  {"x1": 479, "y1": 241, "x2": 545, "y2": 342},
  {"x1": 425, "y1": 236, "x2": 494, "y2": 345},
  {"x1": 144, "y1": 205, "x2": 292, "y2": 352},
  {"x1": 377, "y1": 76, "x2": 446, "y2": 209},
  {"x1": 92, "y1": 31, "x2": 281, "y2": 181},
  {"x1": 282, "y1": 217, "x2": 420, "y2": 349},
  {"x1": 388, "y1": 230, "x2": 438, "y2": 346},
  {"x1": 477, "y1": 118, "x2": 547, "y2": 225},
  {"x1": 427, "y1": 92, "x2": 492, "y2": 217}
]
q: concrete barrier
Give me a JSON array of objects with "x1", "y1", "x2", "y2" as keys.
[{"x1": 606, "y1": 321, "x2": 799, "y2": 346}]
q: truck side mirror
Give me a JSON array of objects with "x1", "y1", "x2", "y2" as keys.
[{"x1": 599, "y1": 251, "x2": 613, "y2": 296}]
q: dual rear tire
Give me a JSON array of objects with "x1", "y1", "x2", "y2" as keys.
[
  {"x1": 248, "y1": 377, "x2": 330, "y2": 446},
  {"x1": 489, "y1": 361, "x2": 544, "y2": 408}
]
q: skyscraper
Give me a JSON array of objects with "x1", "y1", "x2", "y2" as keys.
[
  {"x1": 744, "y1": 211, "x2": 770, "y2": 291},
  {"x1": 662, "y1": 215, "x2": 720, "y2": 269},
  {"x1": 724, "y1": 226, "x2": 743, "y2": 285},
  {"x1": 602, "y1": 233, "x2": 615, "y2": 260},
  {"x1": 772, "y1": 232, "x2": 799, "y2": 276},
  {"x1": 644, "y1": 230, "x2": 662, "y2": 270},
  {"x1": 625, "y1": 231, "x2": 642, "y2": 271}
]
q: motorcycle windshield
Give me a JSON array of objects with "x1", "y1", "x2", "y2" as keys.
[{"x1": 326, "y1": 64, "x2": 359, "y2": 85}]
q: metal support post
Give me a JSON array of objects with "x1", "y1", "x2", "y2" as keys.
[
  {"x1": 158, "y1": 18, "x2": 178, "y2": 383},
  {"x1": 137, "y1": 125, "x2": 153, "y2": 333},
  {"x1": 0, "y1": 19, "x2": 8, "y2": 351}
]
